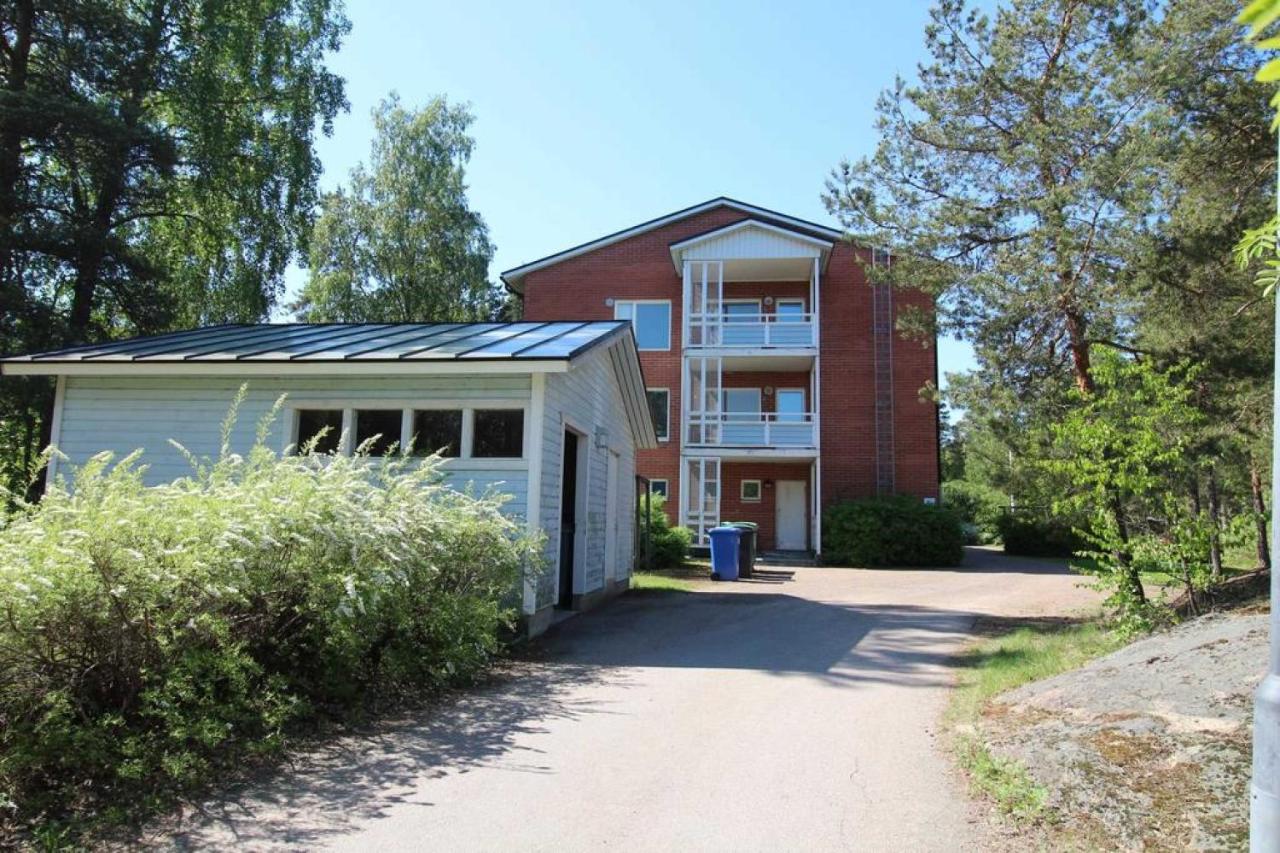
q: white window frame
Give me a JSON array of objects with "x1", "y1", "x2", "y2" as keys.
[
  {"x1": 649, "y1": 478, "x2": 669, "y2": 498},
  {"x1": 646, "y1": 387, "x2": 670, "y2": 442},
  {"x1": 775, "y1": 387, "x2": 806, "y2": 422},
  {"x1": 740, "y1": 479, "x2": 762, "y2": 503},
  {"x1": 286, "y1": 399, "x2": 528, "y2": 464},
  {"x1": 614, "y1": 299, "x2": 672, "y2": 351},
  {"x1": 722, "y1": 388, "x2": 762, "y2": 418},
  {"x1": 775, "y1": 297, "x2": 806, "y2": 320},
  {"x1": 722, "y1": 298, "x2": 761, "y2": 320}
]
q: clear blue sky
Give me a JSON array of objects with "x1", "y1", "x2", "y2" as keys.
[{"x1": 283, "y1": 0, "x2": 979, "y2": 387}]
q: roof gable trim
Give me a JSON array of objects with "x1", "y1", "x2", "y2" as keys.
[{"x1": 500, "y1": 197, "x2": 844, "y2": 292}]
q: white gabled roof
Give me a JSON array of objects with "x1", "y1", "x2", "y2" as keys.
[
  {"x1": 669, "y1": 219, "x2": 833, "y2": 273},
  {"x1": 500, "y1": 197, "x2": 845, "y2": 292}
]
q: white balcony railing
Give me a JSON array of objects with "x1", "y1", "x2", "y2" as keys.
[
  {"x1": 687, "y1": 312, "x2": 815, "y2": 349},
  {"x1": 686, "y1": 412, "x2": 816, "y2": 448}
]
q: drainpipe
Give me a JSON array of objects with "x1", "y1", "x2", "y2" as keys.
[{"x1": 1250, "y1": 130, "x2": 1280, "y2": 852}]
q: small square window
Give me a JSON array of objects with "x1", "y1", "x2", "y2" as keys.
[
  {"x1": 473, "y1": 409, "x2": 524, "y2": 458},
  {"x1": 741, "y1": 479, "x2": 762, "y2": 502},
  {"x1": 296, "y1": 409, "x2": 343, "y2": 455},
  {"x1": 411, "y1": 409, "x2": 462, "y2": 457},
  {"x1": 646, "y1": 389, "x2": 670, "y2": 441},
  {"x1": 650, "y1": 479, "x2": 669, "y2": 498},
  {"x1": 355, "y1": 409, "x2": 403, "y2": 457}
]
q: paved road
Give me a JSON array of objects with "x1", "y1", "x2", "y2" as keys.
[{"x1": 152, "y1": 547, "x2": 1102, "y2": 852}]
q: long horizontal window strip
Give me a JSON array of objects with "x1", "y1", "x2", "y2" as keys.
[{"x1": 290, "y1": 404, "x2": 526, "y2": 461}]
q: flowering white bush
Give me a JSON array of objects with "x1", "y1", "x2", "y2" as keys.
[{"x1": 0, "y1": 392, "x2": 540, "y2": 833}]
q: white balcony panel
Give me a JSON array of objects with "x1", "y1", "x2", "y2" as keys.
[
  {"x1": 689, "y1": 313, "x2": 815, "y2": 349},
  {"x1": 688, "y1": 413, "x2": 816, "y2": 449}
]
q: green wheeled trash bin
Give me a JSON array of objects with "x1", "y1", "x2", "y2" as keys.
[{"x1": 727, "y1": 522, "x2": 758, "y2": 578}]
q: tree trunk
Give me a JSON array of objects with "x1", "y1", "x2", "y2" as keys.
[
  {"x1": 1252, "y1": 458, "x2": 1271, "y2": 570},
  {"x1": 1063, "y1": 306, "x2": 1094, "y2": 394},
  {"x1": 1207, "y1": 463, "x2": 1224, "y2": 580},
  {"x1": 1109, "y1": 489, "x2": 1145, "y2": 603}
]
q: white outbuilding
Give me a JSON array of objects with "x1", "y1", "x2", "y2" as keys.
[{"x1": 0, "y1": 321, "x2": 657, "y2": 635}]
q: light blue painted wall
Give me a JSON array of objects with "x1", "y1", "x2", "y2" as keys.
[
  {"x1": 56, "y1": 375, "x2": 532, "y2": 516},
  {"x1": 538, "y1": 342, "x2": 639, "y2": 609}
]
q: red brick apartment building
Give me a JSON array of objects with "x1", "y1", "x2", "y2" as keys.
[{"x1": 502, "y1": 198, "x2": 940, "y2": 556}]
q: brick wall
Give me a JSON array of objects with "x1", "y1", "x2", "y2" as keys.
[{"x1": 519, "y1": 202, "x2": 940, "y2": 547}]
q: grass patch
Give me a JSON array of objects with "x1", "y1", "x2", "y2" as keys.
[
  {"x1": 948, "y1": 618, "x2": 1122, "y2": 821},
  {"x1": 630, "y1": 572, "x2": 694, "y2": 593},
  {"x1": 953, "y1": 734, "x2": 1048, "y2": 820}
]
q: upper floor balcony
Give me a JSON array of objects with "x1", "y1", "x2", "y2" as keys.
[
  {"x1": 674, "y1": 219, "x2": 832, "y2": 355},
  {"x1": 686, "y1": 411, "x2": 816, "y2": 449},
  {"x1": 687, "y1": 309, "x2": 816, "y2": 350}
]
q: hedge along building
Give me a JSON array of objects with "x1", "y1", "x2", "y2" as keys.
[
  {"x1": 0, "y1": 321, "x2": 657, "y2": 636},
  {"x1": 503, "y1": 198, "x2": 941, "y2": 557}
]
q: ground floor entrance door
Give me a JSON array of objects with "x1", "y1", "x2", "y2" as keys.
[
  {"x1": 559, "y1": 430, "x2": 579, "y2": 608},
  {"x1": 776, "y1": 480, "x2": 807, "y2": 550}
]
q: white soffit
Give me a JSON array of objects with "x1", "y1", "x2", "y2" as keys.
[{"x1": 670, "y1": 219, "x2": 832, "y2": 276}]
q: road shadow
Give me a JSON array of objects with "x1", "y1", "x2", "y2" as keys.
[
  {"x1": 919, "y1": 546, "x2": 1079, "y2": 576},
  {"x1": 147, "y1": 659, "x2": 625, "y2": 849},
  {"x1": 143, "y1": 576, "x2": 1011, "y2": 849},
  {"x1": 542, "y1": 590, "x2": 976, "y2": 690}
]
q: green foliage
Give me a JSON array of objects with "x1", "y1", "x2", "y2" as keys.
[
  {"x1": 0, "y1": 0, "x2": 349, "y2": 497},
  {"x1": 294, "y1": 94, "x2": 500, "y2": 322},
  {"x1": 942, "y1": 479, "x2": 1006, "y2": 544},
  {"x1": 824, "y1": 0, "x2": 1158, "y2": 393},
  {"x1": 642, "y1": 494, "x2": 692, "y2": 570},
  {"x1": 822, "y1": 496, "x2": 964, "y2": 568},
  {"x1": 0, "y1": 396, "x2": 537, "y2": 834},
  {"x1": 995, "y1": 512, "x2": 1088, "y2": 558},
  {"x1": 1045, "y1": 350, "x2": 1205, "y2": 633}
]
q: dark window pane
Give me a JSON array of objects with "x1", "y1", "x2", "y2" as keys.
[
  {"x1": 473, "y1": 409, "x2": 524, "y2": 458},
  {"x1": 296, "y1": 409, "x2": 343, "y2": 454},
  {"x1": 646, "y1": 389, "x2": 669, "y2": 440},
  {"x1": 355, "y1": 409, "x2": 402, "y2": 457},
  {"x1": 651, "y1": 479, "x2": 668, "y2": 498},
  {"x1": 411, "y1": 409, "x2": 462, "y2": 457}
]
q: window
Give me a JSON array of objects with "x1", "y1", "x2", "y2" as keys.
[
  {"x1": 295, "y1": 409, "x2": 343, "y2": 454},
  {"x1": 723, "y1": 301, "x2": 760, "y2": 322},
  {"x1": 741, "y1": 479, "x2": 762, "y2": 502},
  {"x1": 646, "y1": 389, "x2": 670, "y2": 441},
  {"x1": 776, "y1": 299, "x2": 806, "y2": 322},
  {"x1": 411, "y1": 409, "x2": 462, "y2": 457},
  {"x1": 650, "y1": 479, "x2": 668, "y2": 498},
  {"x1": 722, "y1": 388, "x2": 762, "y2": 421},
  {"x1": 776, "y1": 389, "x2": 805, "y2": 423},
  {"x1": 615, "y1": 300, "x2": 671, "y2": 350},
  {"x1": 473, "y1": 409, "x2": 524, "y2": 458},
  {"x1": 355, "y1": 409, "x2": 403, "y2": 456}
]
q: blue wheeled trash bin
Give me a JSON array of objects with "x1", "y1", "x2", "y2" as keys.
[{"x1": 708, "y1": 526, "x2": 742, "y2": 581}]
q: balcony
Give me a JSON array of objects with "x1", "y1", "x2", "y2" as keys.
[
  {"x1": 687, "y1": 312, "x2": 816, "y2": 350},
  {"x1": 686, "y1": 411, "x2": 816, "y2": 449}
]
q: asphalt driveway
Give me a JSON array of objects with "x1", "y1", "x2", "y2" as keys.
[{"x1": 151, "y1": 547, "x2": 1102, "y2": 852}]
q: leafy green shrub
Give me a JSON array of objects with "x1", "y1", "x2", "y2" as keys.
[
  {"x1": 995, "y1": 513, "x2": 1087, "y2": 558},
  {"x1": 822, "y1": 496, "x2": 964, "y2": 567},
  {"x1": 642, "y1": 493, "x2": 692, "y2": 569},
  {"x1": 0, "y1": 396, "x2": 538, "y2": 834},
  {"x1": 942, "y1": 480, "x2": 1006, "y2": 544}
]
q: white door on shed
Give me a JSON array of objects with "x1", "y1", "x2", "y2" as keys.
[
  {"x1": 605, "y1": 450, "x2": 619, "y2": 581},
  {"x1": 775, "y1": 480, "x2": 807, "y2": 551}
]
